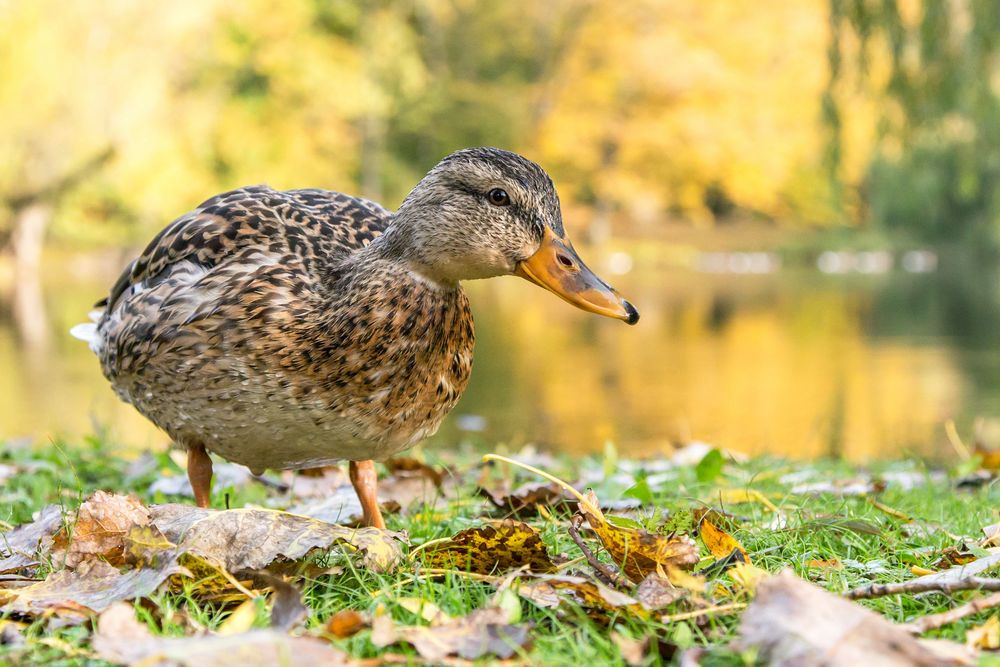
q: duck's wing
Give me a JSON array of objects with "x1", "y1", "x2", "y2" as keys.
[{"x1": 99, "y1": 185, "x2": 392, "y2": 313}]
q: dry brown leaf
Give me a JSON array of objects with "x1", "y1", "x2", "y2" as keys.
[
  {"x1": 419, "y1": 520, "x2": 557, "y2": 574},
  {"x1": 0, "y1": 556, "x2": 189, "y2": 620},
  {"x1": 56, "y1": 491, "x2": 151, "y2": 569},
  {"x1": 260, "y1": 573, "x2": 308, "y2": 632},
  {"x1": 580, "y1": 490, "x2": 699, "y2": 583},
  {"x1": 478, "y1": 482, "x2": 565, "y2": 514},
  {"x1": 699, "y1": 516, "x2": 750, "y2": 565},
  {"x1": 325, "y1": 609, "x2": 367, "y2": 638},
  {"x1": 150, "y1": 504, "x2": 404, "y2": 572},
  {"x1": 371, "y1": 604, "x2": 529, "y2": 661},
  {"x1": 513, "y1": 574, "x2": 642, "y2": 617},
  {"x1": 805, "y1": 559, "x2": 843, "y2": 569},
  {"x1": 384, "y1": 457, "x2": 445, "y2": 488},
  {"x1": 635, "y1": 574, "x2": 688, "y2": 611},
  {"x1": 737, "y1": 570, "x2": 974, "y2": 666},
  {"x1": 93, "y1": 601, "x2": 350, "y2": 666},
  {"x1": 0, "y1": 505, "x2": 63, "y2": 575},
  {"x1": 612, "y1": 632, "x2": 649, "y2": 666}
]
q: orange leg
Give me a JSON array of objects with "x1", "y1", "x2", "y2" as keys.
[
  {"x1": 349, "y1": 460, "x2": 385, "y2": 529},
  {"x1": 187, "y1": 444, "x2": 214, "y2": 509}
]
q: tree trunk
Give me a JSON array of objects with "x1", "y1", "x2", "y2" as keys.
[{"x1": 11, "y1": 202, "x2": 52, "y2": 351}]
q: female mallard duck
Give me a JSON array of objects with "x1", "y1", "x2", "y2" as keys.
[{"x1": 73, "y1": 147, "x2": 638, "y2": 528}]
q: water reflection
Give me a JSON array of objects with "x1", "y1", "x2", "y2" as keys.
[{"x1": 0, "y1": 244, "x2": 990, "y2": 461}]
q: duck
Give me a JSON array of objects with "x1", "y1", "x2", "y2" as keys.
[{"x1": 72, "y1": 147, "x2": 638, "y2": 528}]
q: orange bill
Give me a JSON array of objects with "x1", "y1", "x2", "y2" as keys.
[{"x1": 515, "y1": 227, "x2": 639, "y2": 325}]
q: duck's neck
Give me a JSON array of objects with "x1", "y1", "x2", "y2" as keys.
[{"x1": 362, "y1": 213, "x2": 462, "y2": 289}]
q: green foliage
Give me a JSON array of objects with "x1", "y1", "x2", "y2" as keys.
[{"x1": 829, "y1": 0, "x2": 1000, "y2": 246}]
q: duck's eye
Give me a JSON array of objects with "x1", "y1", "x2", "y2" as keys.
[{"x1": 487, "y1": 188, "x2": 510, "y2": 206}]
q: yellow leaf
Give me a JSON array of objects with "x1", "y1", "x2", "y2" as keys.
[
  {"x1": 727, "y1": 562, "x2": 768, "y2": 595},
  {"x1": 397, "y1": 598, "x2": 452, "y2": 625},
  {"x1": 417, "y1": 520, "x2": 556, "y2": 575},
  {"x1": 580, "y1": 490, "x2": 699, "y2": 584},
  {"x1": 480, "y1": 455, "x2": 698, "y2": 584},
  {"x1": 710, "y1": 489, "x2": 780, "y2": 514},
  {"x1": 966, "y1": 615, "x2": 1000, "y2": 650},
  {"x1": 217, "y1": 598, "x2": 258, "y2": 635},
  {"x1": 699, "y1": 517, "x2": 751, "y2": 564}
]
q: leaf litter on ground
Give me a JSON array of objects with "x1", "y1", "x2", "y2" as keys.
[{"x1": 5, "y1": 442, "x2": 1000, "y2": 665}]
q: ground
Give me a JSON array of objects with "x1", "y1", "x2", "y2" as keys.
[{"x1": 1, "y1": 436, "x2": 999, "y2": 666}]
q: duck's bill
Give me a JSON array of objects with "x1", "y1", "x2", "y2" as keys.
[{"x1": 515, "y1": 227, "x2": 639, "y2": 325}]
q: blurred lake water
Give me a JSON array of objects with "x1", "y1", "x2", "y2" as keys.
[{"x1": 2, "y1": 240, "x2": 996, "y2": 461}]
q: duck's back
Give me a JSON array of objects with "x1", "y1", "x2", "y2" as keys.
[{"x1": 103, "y1": 186, "x2": 390, "y2": 322}]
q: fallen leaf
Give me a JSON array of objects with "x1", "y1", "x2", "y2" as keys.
[
  {"x1": 325, "y1": 609, "x2": 367, "y2": 638},
  {"x1": 478, "y1": 482, "x2": 565, "y2": 514},
  {"x1": 218, "y1": 598, "x2": 259, "y2": 635},
  {"x1": 93, "y1": 602, "x2": 349, "y2": 666},
  {"x1": 0, "y1": 556, "x2": 188, "y2": 620},
  {"x1": 933, "y1": 547, "x2": 978, "y2": 569},
  {"x1": 966, "y1": 615, "x2": 999, "y2": 650},
  {"x1": 635, "y1": 574, "x2": 688, "y2": 611},
  {"x1": 371, "y1": 604, "x2": 530, "y2": 661},
  {"x1": 580, "y1": 490, "x2": 699, "y2": 583},
  {"x1": 513, "y1": 574, "x2": 642, "y2": 617},
  {"x1": 727, "y1": 562, "x2": 769, "y2": 596},
  {"x1": 0, "y1": 505, "x2": 63, "y2": 574},
  {"x1": 736, "y1": 570, "x2": 973, "y2": 666},
  {"x1": 805, "y1": 559, "x2": 843, "y2": 570},
  {"x1": 396, "y1": 597, "x2": 453, "y2": 625},
  {"x1": 982, "y1": 522, "x2": 1000, "y2": 548},
  {"x1": 419, "y1": 520, "x2": 556, "y2": 574},
  {"x1": 55, "y1": 491, "x2": 151, "y2": 568},
  {"x1": 260, "y1": 573, "x2": 309, "y2": 632},
  {"x1": 150, "y1": 504, "x2": 404, "y2": 572},
  {"x1": 612, "y1": 631, "x2": 648, "y2": 666},
  {"x1": 479, "y1": 455, "x2": 698, "y2": 584},
  {"x1": 384, "y1": 457, "x2": 444, "y2": 488},
  {"x1": 699, "y1": 516, "x2": 750, "y2": 565}
]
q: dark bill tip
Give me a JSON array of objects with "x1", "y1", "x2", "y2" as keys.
[{"x1": 623, "y1": 300, "x2": 640, "y2": 325}]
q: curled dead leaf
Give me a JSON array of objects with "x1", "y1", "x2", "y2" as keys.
[
  {"x1": 0, "y1": 555, "x2": 189, "y2": 620},
  {"x1": 580, "y1": 490, "x2": 699, "y2": 583},
  {"x1": 93, "y1": 601, "x2": 350, "y2": 666},
  {"x1": 55, "y1": 491, "x2": 151, "y2": 569},
  {"x1": 737, "y1": 570, "x2": 974, "y2": 666},
  {"x1": 150, "y1": 504, "x2": 404, "y2": 572},
  {"x1": 478, "y1": 482, "x2": 565, "y2": 514},
  {"x1": 512, "y1": 573, "x2": 642, "y2": 618},
  {"x1": 418, "y1": 520, "x2": 557, "y2": 574},
  {"x1": 0, "y1": 505, "x2": 63, "y2": 575},
  {"x1": 371, "y1": 604, "x2": 530, "y2": 661}
]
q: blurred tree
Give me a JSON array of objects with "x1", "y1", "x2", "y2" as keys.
[
  {"x1": 0, "y1": 0, "x2": 857, "y2": 262},
  {"x1": 830, "y1": 0, "x2": 1000, "y2": 249}
]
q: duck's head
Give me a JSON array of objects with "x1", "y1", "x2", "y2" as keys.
[{"x1": 391, "y1": 147, "x2": 639, "y2": 325}]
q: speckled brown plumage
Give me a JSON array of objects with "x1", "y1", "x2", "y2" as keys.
[
  {"x1": 88, "y1": 183, "x2": 476, "y2": 472},
  {"x1": 74, "y1": 147, "x2": 637, "y2": 521}
]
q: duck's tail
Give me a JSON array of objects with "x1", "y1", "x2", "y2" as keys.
[{"x1": 69, "y1": 309, "x2": 104, "y2": 353}]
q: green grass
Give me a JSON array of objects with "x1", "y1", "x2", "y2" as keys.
[{"x1": 1, "y1": 437, "x2": 999, "y2": 666}]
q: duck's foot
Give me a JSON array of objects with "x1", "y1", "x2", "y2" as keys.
[
  {"x1": 187, "y1": 443, "x2": 214, "y2": 508},
  {"x1": 349, "y1": 459, "x2": 386, "y2": 529}
]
